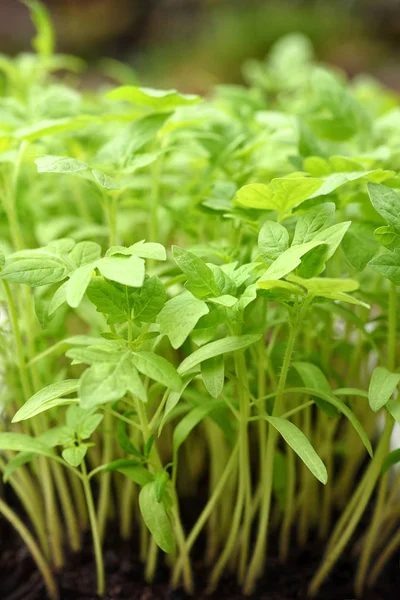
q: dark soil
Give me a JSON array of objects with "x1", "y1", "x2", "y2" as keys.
[{"x1": 1, "y1": 519, "x2": 399, "y2": 600}]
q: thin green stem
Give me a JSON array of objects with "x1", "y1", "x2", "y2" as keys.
[
  {"x1": 245, "y1": 298, "x2": 310, "y2": 594},
  {"x1": 309, "y1": 417, "x2": 393, "y2": 596},
  {"x1": 81, "y1": 460, "x2": 105, "y2": 597}
]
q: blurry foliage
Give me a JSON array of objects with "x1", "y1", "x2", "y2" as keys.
[{"x1": 0, "y1": 0, "x2": 399, "y2": 92}]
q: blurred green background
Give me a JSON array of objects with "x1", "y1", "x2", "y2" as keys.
[{"x1": 1, "y1": 0, "x2": 399, "y2": 93}]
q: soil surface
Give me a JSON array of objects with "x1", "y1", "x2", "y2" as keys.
[{"x1": 1, "y1": 520, "x2": 399, "y2": 600}]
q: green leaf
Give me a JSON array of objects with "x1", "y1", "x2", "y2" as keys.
[
  {"x1": 207, "y1": 294, "x2": 237, "y2": 308},
  {"x1": 158, "y1": 377, "x2": 194, "y2": 434},
  {"x1": 132, "y1": 276, "x2": 166, "y2": 323},
  {"x1": 66, "y1": 344, "x2": 124, "y2": 366},
  {"x1": 0, "y1": 433, "x2": 55, "y2": 458},
  {"x1": 173, "y1": 399, "x2": 225, "y2": 455},
  {"x1": 258, "y1": 221, "x2": 289, "y2": 261},
  {"x1": 368, "y1": 367, "x2": 400, "y2": 412},
  {"x1": 25, "y1": 1, "x2": 55, "y2": 58},
  {"x1": 297, "y1": 222, "x2": 351, "y2": 278},
  {"x1": 374, "y1": 226, "x2": 400, "y2": 252},
  {"x1": 0, "y1": 258, "x2": 69, "y2": 286},
  {"x1": 3, "y1": 452, "x2": 36, "y2": 483},
  {"x1": 294, "y1": 386, "x2": 373, "y2": 457},
  {"x1": 127, "y1": 241, "x2": 166, "y2": 261},
  {"x1": 382, "y1": 449, "x2": 400, "y2": 474},
  {"x1": 62, "y1": 445, "x2": 88, "y2": 467},
  {"x1": 97, "y1": 255, "x2": 145, "y2": 288},
  {"x1": 157, "y1": 292, "x2": 209, "y2": 349},
  {"x1": 172, "y1": 246, "x2": 219, "y2": 299},
  {"x1": 92, "y1": 169, "x2": 120, "y2": 190},
  {"x1": 66, "y1": 263, "x2": 96, "y2": 308},
  {"x1": 368, "y1": 183, "x2": 400, "y2": 233},
  {"x1": 69, "y1": 242, "x2": 101, "y2": 268},
  {"x1": 201, "y1": 355, "x2": 224, "y2": 398},
  {"x1": 292, "y1": 361, "x2": 339, "y2": 417},
  {"x1": 292, "y1": 203, "x2": 335, "y2": 245},
  {"x1": 49, "y1": 281, "x2": 67, "y2": 314},
  {"x1": 259, "y1": 240, "x2": 325, "y2": 281},
  {"x1": 87, "y1": 277, "x2": 129, "y2": 324},
  {"x1": 16, "y1": 117, "x2": 95, "y2": 141},
  {"x1": 266, "y1": 416, "x2": 327, "y2": 484},
  {"x1": 104, "y1": 459, "x2": 153, "y2": 486},
  {"x1": 13, "y1": 380, "x2": 80, "y2": 422},
  {"x1": 139, "y1": 482, "x2": 175, "y2": 553},
  {"x1": 66, "y1": 406, "x2": 103, "y2": 439},
  {"x1": 39, "y1": 426, "x2": 75, "y2": 447},
  {"x1": 107, "y1": 85, "x2": 200, "y2": 111},
  {"x1": 35, "y1": 155, "x2": 88, "y2": 174},
  {"x1": 116, "y1": 420, "x2": 143, "y2": 458},
  {"x1": 387, "y1": 397, "x2": 400, "y2": 424},
  {"x1": 236, "y1": 178, "x2": 322, "y2": 217},
  {"x1": 178, "y1": 334, "x2": 261, "y2": 375},
  {"x1": 80, "y1": 352, "x2": 147, "y2": 409},
  {"x1": 132, "y1": 351, "x2": 181, "y2": 391},
  {"x1": 235, "y1": 183, "x2": 272, "y2": 210},
  {"x1": 369, "y1": 250, "x2": 400, "y2": 284},
  {"x1": 342, "y1": 222, "x2": 379, "y2": 271}
]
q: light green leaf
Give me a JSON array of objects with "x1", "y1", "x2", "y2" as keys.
[
  {"x1": 236, "y1": 183, "x2": 272, "y2": 209},
  {"x1": 17, "y1": 117, "x2": 95, "y2": 140},
  {"x1": 97, "y1": 255, "x2": 145, "y2": 288},
  {"x1": 157, "y1": 292, "x2": 209, "y2": 349},
  {"x1": 369, "y1": 250, "x2": 400, "y2": 284},
  {"x1": 267, "y1": 417, "x2": 327, "y2": 484},
  {"x1": 128, "y1": 241, "x2": 166, "y2": 261},
  {"x1": 66, "y1": 406, "x2": 103, "y2": 439},
  {"x1": 80, "y1": 352, "x2": 147, "y2": 409},
  {"x1": 172, "y1": 246, "x2": 219, "y2": 299},
  {"x1": 342, "y1": 222, "x2": 379, "y2": 271},
  {"x1": 374, "y1": 226, "x2": 400, "y2": 252},
  {"x1": 236, "y1": 178, "x2": 322, "y2": 217},
  {"x1": 62, "y1": 445, "x2": 88, "y2": 467},
  {"x1": 139, "y1": 482, "x2": 175, "y2": 553},
  {"x1": 292, "y1": 361, "x2": 339, "y2": 417},
  {"x1": 132, "y1": 276, "x2": 166, "y2": 323},
  {"x1": 104, "y1": 459, "x2": 154, "y2": 486},
  {"x1": 201, "y1": 355, "x2": 224, "y2": 398},
  {"x1": 0, "y1": 257, "x2": 69, "y2": 286},
  {"x1": 258, "y1": 221, "x2": 289, "y2": 261},
  {"x1": 69, "y1": 242, "x2": 101, "y2": 268},
  {"x1": 13, "y1": 379, "x2": 79, "y2": 423},
  {"x1": 3, "y1": 452, "x2": 36, "y2": 483},
  {"x1": 207, "y1": 295, "x2": 238, "y2": 308},
  {"x1": 0, "y1": 433, "x2": 55, "y2": 458},
  {"x1": 107, "y1": 85, "x2": 200, "y2": 111},
  {"x1": 25, "y1": 0, "x2": 55, "y2": 58},
  {"x1": 368, "y1": 183, "x2": 400, "y2": 232},
  {"x1": 292, "y1": 203, "x2": 335, "y2": 245},
  {"x1": 294, "y1": 386, "x2": 373, "y2": 456},
  {"x1": 259, "y1": 240, "x2": 325, "y2": 281},
  {"x1": 173, "y1": 399, "x2": 225, "y2": 455},
  {"x1": 297, "y1": 221, "x2": 351, "y2": 278},
  {"x1": 86, "y1": 277, "x2": 128, "y2": 324},
  {"x1": 48, "y1": 280, "x2": 68, "y2": 315},
  {"x1": 368, "y1": 367, "x2": 400, "y2": 412},
  {"x1": 178, "y1": 334, "x2": 261, "y2": 375},
  {"x1": 132, "y1": 351, "x2": 181, "y2": 391},
  {"x1": 66, "y1": 262, "x2": 95, "y2": 308},
  {"x1": 35, "y1": 155, "x2": 88, "y2": 173},
  {"x1": 92, "y1": 169, "x2": 120, "y2": 190}
]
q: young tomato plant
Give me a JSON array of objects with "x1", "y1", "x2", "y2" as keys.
[{"x1": 0, "y1": 3, "x2": 399, "y2": 599}]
